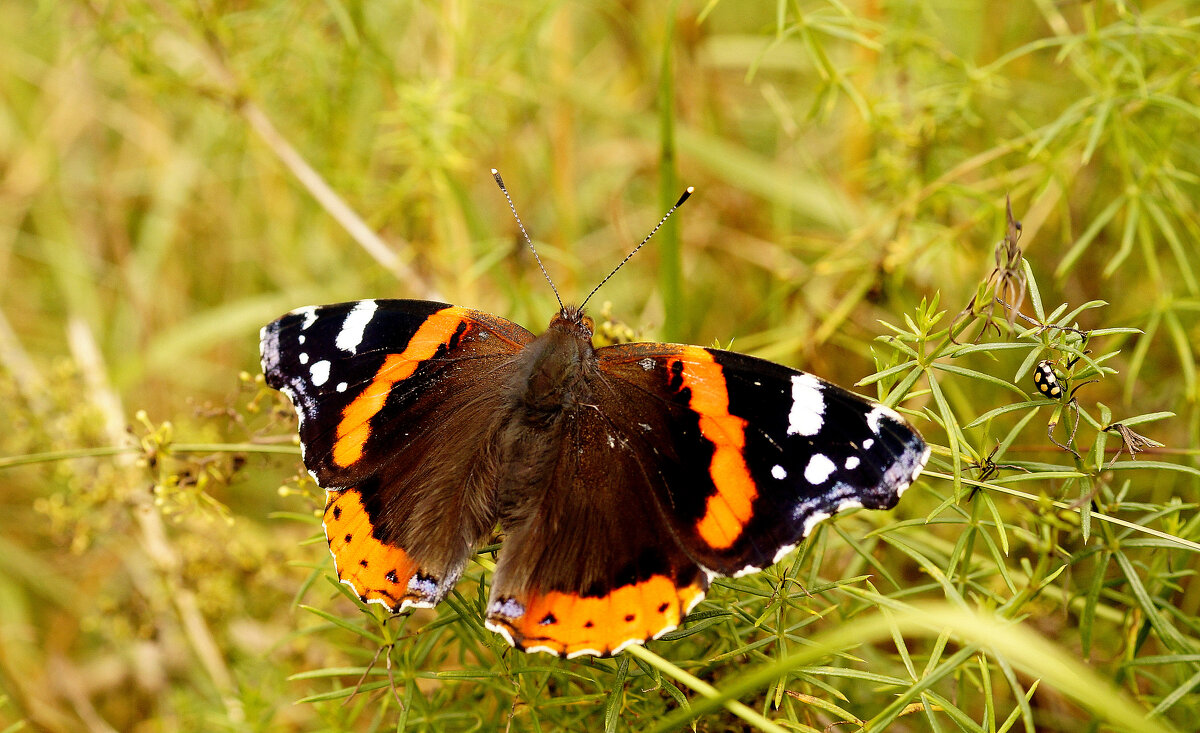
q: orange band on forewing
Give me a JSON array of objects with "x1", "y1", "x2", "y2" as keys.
[
  {"x1": 677, "y1": 351, "x2": 757, "y2": 550},
  {"x1": 495, "y1": 575, "x2": 706, "y2": 656},
  {"x1": 332, "y1": 307, "x2": 467, "y2": 467},
  {"x1": 325, "y1": 489, "x2": 422, "y2": 609}
]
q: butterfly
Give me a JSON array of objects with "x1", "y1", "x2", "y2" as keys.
[{"x1": 260, "y1": 173, "x2": 928, "y2": 658}]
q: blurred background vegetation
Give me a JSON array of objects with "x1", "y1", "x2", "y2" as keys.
[{"x1": 1, "y1": 0, "x2": 1198, "y2": 731}]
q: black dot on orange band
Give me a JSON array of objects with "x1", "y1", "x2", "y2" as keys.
[
  {"x1": 359, "y1": 559, "x2": 368, "y2": 568},
  {"x1": 624, "y1": 614, "x2": 635, "y2": 622},
  {"x1": 344, "y1": 534, "x2": 352, "y2": 543},
  {"x1": 658, "y1": 602, "x2": 669, "y2": 613},
  {"x1": 539, "y1": 613, "x2": 557, "y2": 626},
  {"x1": 386, "y1": 570, "x2": 398, "y2": 583},
  {"x1": 584, "y1": 620, "x2": 594, "y2": 628},
  {"x1": 332, "y1": 506, "x2": 342, "y2": 520},
  {"x1": 668, "y1": 360, "x2": 685, "y2": 391}
]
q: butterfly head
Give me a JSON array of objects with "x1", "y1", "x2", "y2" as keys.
[{"x1": 549, "y1": 305, "x2": 595, "y2": 340}]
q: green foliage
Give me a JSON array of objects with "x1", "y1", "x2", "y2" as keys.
[{"x1": 1, "y1": 0, "x2": 1198, "y2": 731}]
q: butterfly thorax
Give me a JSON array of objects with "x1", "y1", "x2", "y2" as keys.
[
  {"x1": 507, "y1": 308, "x2": 597, "y2": 420},
  {"x1": 492, "y1": 308, "x2": 599, "y2": 533}
]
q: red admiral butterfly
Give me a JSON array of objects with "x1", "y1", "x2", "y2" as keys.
[{"x1": 261, "y1": 175, "x2": 928, "y2": 658}]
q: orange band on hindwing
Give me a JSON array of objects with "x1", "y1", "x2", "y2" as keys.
[
  {"x1": 487, "y1": 575, "x2": 707, "y2": 657},
  {"x1": 332, "y1": 307, "x2": 468, "y2": 468},
  {"x1": 324, "y1": 488, "x2": 432, "y2": 610},
  {"x1": 673, "y1": 350, "x2": 757, "y2": 550}
]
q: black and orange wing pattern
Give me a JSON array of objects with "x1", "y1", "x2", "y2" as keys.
[{"x1": 261, "y1": 299, "x2": 534, "y2": 611}]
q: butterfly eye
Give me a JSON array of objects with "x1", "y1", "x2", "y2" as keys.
[{"x1": 581, "y1": 315, "x2": 595, "y2": 334}]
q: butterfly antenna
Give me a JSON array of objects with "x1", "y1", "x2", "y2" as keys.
[
  {"x1": 579, "y1": 186, "x2": 694, "y2": 310},
  {"x1": 492, "y1": 168, "x2": 564, "y2": 311}
]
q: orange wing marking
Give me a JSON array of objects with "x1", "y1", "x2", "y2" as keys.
[
  {"x1": 486, "y1": 575, "x2": 706, "y2": 658},
  {"x1": 324, "y1": 488, "x2": 432, "y2": 611},
  {"x1": 332, "y1": 307, "x2": 468, "y2": 467},
  {"x1": 675, "y1": 350, "x2": 757, "y2": 549}
]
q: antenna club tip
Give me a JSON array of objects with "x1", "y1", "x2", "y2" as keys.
[
  {"x1": 686, "y1": 186, "x2": 695, "y2": 193},
  {"x1": 490, "y1": 168, "x2": 499, "y2": 175},
  {"x1": 675, "y1": 187, "x2": 694, "y2": 207}
]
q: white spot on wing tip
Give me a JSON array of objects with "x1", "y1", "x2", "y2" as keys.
[
  {"x1": 787, "y1": 374, "x2": 825, "y2": 436},
  {"x1": 292, "y1": 305, "x2": 318, "y2": 330},
  {"x1": 804, "y1": 454, "x2": 836, "y2": 485},
  {"x1": 309, "y1": 360, "x2": 331, "y2": 387},
  {"x1": 771, "y1": 464, "x2": 787, "y2": 480},
  {"x1": 336, "y1": 300, "x2": 378, "y2": 354},
  {"x1": 772, "y1": 544, "x2": 796, "y2": 564}
]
